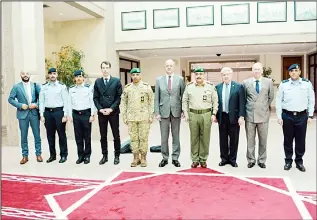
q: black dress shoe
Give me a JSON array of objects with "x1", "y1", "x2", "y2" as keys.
[
  {"x1": 46, "y1": 157, "x2": 56, "y2": 163},
  {"x1": 99, "y1": 155, "x2": 108, "y2": 165},
  {"x1": 258, "y1": 163, "x2": 266, "y2": 169},
  {"x1": 247, "y1": 162, "x2": 255, "y2": 168},
  {"x1": 296, "y1": 164, "x2": 306, "y2": 172},
  {"x1": 191, "y1": 162, "x2": 199, "y2": 168},
  {"x1": 172, "y1": 160, "x2": 181, "y2": 167},
  {"x1": 76, "y1": 157, "x2": 84, "y2": 164},
  {"x1": 219, "y1": 161, "x2": 227, "y2": 166},
  {"x1": 114, "y1": 156, "x2": 120, "y2": 165},
  {"x1": 84, "y1": 158, "x2": 90, "y2": 164},
  {"x1": 231, "y1": 162, "x2": 238, "y2": 167},
  {"x1": 284, "y1": 163, "x2": 292, "y2": 170},
  {"x1": 59, "y1": 157, "x2": 67, "y2": 163},
  {"x1": 159, "y1": 159, "x2": 168, "y2": 167}
]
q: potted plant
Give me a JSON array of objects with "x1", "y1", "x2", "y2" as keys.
[{"x1": 262, "y1": 67, "x2": 275, "y2": 83}]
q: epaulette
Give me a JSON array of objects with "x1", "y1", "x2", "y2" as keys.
[
  {"x1": 84, "y1": 84, "x2": 90, "y2": 87},
  {"x1": 206, "y1": 81, "x2": 213, "y2": 85},
  {"x1": 282, "y1": 79, "x2": 289, "y2": 83},
  {"x1": 142, "y1": 82, "x2": 149, "y2": 85},
  {"x1": 186, "y1": 82, "x2": 194, "y2": 86},
  {"x1": 69, "y1": 85, "x2": 75, "y2": 88},
  {"x1": 42, "y1": 82, "x2": 48, "y2": 85},
  {"x1": 302, "y1": 78, "x2": 309, "y2": 82},
  {"x1": 58, "y1": 82, "x2": 64, "y2": 85},
  {"x1": 125, "y1": 83, "x2": 131, "y2": 88}
]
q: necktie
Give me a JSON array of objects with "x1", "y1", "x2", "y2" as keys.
[
  {"x1": 168, "y1": 76, "x2": 172, "y2": 93},
  {"x1": 255, "y1": 80, "x2": 260, "y2": 94},
  {"x1": 105, "y1": 79, "x2": 108, "y2": 85},
  {"x1": 225, "y1": 84, "x2": 229, "y2": 113}
]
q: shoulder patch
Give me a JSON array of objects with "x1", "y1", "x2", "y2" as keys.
[
  {"x1": 302, "y1": 78, "x2": 309, "y2": 82},
  {"x1": 84, "y1": 84, "x2": 90, "y2": 87},
  {"x1": 282, "y1": 79, "x2": 289, "y2": 83},
  {"x1": 58, "y1": 82, "x2": 64, "y2": 85},
  {"x1": 42, "y1": 82, "x2": 48, "y2": 85}
]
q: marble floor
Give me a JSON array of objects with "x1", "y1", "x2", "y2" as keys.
[{"x1": 2, "y1": 114, "x2": 316, "y2": 192}]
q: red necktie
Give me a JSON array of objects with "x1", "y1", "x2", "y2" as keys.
[{"x1": 168, "y1": 76, "x2": 172, "y2": 93}]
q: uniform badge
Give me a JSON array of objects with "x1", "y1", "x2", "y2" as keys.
[
  {"x1": 203, "y1": 95, "x2": 207, "y2": 101},
  {"x1": 141, "y1": 96, "x2": 144, "y2": 102}
]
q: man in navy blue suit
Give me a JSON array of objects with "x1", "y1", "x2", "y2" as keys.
[
  {"x1": 215, "y1": 67, "x2": 246, "y2": 167},
  {"x1": 8, "y1": 70, "x2": 42, "y2": 164}
]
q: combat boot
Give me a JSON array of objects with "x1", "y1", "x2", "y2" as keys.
[
  {"x1": 141, "y1": 153, "x2": 147, "y2": 167},
  {"x1": 130, "y1": 153, "x2": 141, "y2": 167}
]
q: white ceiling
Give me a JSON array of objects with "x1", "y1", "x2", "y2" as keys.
[
  {"x1": 43, "y1": 2, "x2": 95, "y2": 22},
  {"x1": 120, "y1": 43, "x2": 316, "y2": 59}
]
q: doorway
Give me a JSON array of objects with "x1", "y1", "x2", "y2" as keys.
[
  {"x1": 281, "y1": 56, "x2": 303, "y2": 80},
  {"x1": 119, "y1": 58, "x2": 139, "y2": 85},
  {"x1": 308, "y1": 52, "x2": 317, "y2": 112}
]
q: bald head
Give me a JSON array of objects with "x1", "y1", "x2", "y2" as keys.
[
  {"x1": 164, "y1": 59, "x2": 175, "y2": 75},
  {"x1": 252, "y1": 62, "x2": 263, "y2": 79}
]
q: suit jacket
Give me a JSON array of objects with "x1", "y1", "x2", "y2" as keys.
[
  {"x1": 93, "y1": 76, "x2": 122, "y2": 115},
  {"x1": 154, "y1": 74, "x2": 185, "y2": 118},
  {"x1": 216, "y1": 81, "x2": 246, "y2": 124},
  {"x1": 243, "y1": 77, "x2": 274, "y2": 123},
  {"x1": 8, "y1": 82, "x2": 41, "y2": 120}
]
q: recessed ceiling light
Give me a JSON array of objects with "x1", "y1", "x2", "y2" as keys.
[{"x1": 60, "y1": 13, "x2": 63, "y2": 15}]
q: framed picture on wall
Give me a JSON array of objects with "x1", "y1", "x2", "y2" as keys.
[
  {"x1": 294, "y1": 1, "x2": 317, "y2": 21},
  {"x1": 257, "y1": 1, "x2": 287, "y2": 23},
  {"x1": 121, "y1": 10, "x2": 147, "y2": 31},
  {"x1": 221, "y1": 3, "x2": 250, "y2": 25},
  {"x1": 186, "y1": 5, "x2": 214, "y2": 27},
  {"x1": 153, "y1": 8, "x2": 180, "y2": 29}
]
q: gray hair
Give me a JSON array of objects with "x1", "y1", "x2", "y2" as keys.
[{"x1": 221, "y1": 67, "x2": 233, "y2": 74}]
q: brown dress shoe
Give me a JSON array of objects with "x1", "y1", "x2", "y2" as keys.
[
  {"x1": 36, "y1": 155, "x2": 43, "y2": 162},
  {"x1": 20, "y1": 157, "x2": 28, "y2": 164},
  {"x1": 200, "y1": 162, "x2": 207, "y2": 168},
  {"x1": 191, "y1": 162, "x2": 199, "y2": 168}
]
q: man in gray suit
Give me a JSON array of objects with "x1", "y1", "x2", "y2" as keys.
[
  {"x1": 8, "y1": 70, "x2": 42, "y2": 164},
  {"x1": 243, "y1": 62, "x2": 274, "y2": 169},
  {"x1": 154, "y1": 59, "x2": 185, "y2": 167}
]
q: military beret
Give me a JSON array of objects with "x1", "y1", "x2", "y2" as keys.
[
  {"x1": 74, "y1": 69, "x2": 84, "y2": 77},
  {"x1": 130, "y1": 68, "x2": 141, "y2": 74},
  {"x1": 288, "y1": 64, "x2": 300, "y2": 71},
  {"x1": 48, "y1": 68, "x2": 56, "y2": 73},
  {"x1": 194, "y1": 68, "x2": 204, "y2": 73}
]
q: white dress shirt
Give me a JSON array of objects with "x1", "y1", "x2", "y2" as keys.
[
  {"x1": 222, "y1": 81, "x2": 231, "y2": 113},
  {"x1": 23, "y1": 81, "x2": 32, "y2": 104}
]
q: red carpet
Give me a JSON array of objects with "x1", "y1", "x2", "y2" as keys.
[
  {"x1": 67, "y1": 174, "x2": 303, "y2": 219},
  {"x1": 112, "y1": 171, "x2": 153, "y2": 181}
]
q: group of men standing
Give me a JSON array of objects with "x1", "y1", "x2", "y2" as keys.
[{"x1": 8, "y1": 59, "x2": 315, "y2": 172}]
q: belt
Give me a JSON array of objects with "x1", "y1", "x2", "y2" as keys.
[
  {"x1": 189, "y1": 108, "x2": 211, "y2": 114},
  {"x1": 45, "y1": 107, "x2": 63, "y2": 112},
  {"x1": 73, "y1": 109, "x2": 91, "y2": 115},
  {"x1": 282, "y1": 109, "x2": 307, "y2": 116}
]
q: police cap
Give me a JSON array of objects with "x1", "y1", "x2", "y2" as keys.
[
  {"x1": 194, "y1": 68, "x2": 204, "y2": 73},
  {"x1": 48, "y1": 68, "x2": 57, "y2": 73},
  {"x1": 288, "y1": 64, "x2": 300, "y2": 71},
  {"x1": 74, "y1": 69, "x2": 84, "y2": 77}
]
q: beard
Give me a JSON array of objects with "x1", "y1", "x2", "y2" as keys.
[{"x1": 21, "y1": 77, "x2": 29, "y2": 82}]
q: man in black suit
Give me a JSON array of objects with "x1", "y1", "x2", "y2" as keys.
[
  {"x1": 215, "y1": 67, "x2": 246, "y2": 167},
  {"x1": 93, "y1": 61, "x2": 123, "y2": 165}
]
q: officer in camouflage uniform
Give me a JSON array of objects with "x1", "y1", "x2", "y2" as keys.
[
  {"x1": 182, "y1": 68, "x2": 218, "y2": 168},
  {"x1": 120, "y1": 68, "x2": 154, "y2": 167}
]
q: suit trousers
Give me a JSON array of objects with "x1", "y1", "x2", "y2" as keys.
[
  {"x1": 245, "y1": 121, "x2": 269, "y2": 164},
  {"x1": 72, "y1": 111, "x2": 92, "y2": 159},
  {"x1": 127, "y1": 121, "x2": 151, "y2": 154},
  {"x1": 44, "y1": 109, "x2": 68, "y2": 158},
  {"x1": 218, "y1": 113, "x2": 240, "y2": 163},
  {"x1": 160, "y1": 114, "x2": 181, "y2": 160},
  {"x1": 18, "y1": 112, "x2": 42, "y2": 157},
  {"x1": 189, "y1": 111, "x2": 212, "y2": 163},
  {"x1": 98, "y1": 113, "x2": 121, "y2": 157}
]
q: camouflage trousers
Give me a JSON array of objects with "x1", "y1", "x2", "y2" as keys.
[{"x1": 127, "y1": 121, "x2": 151, "y2": 154}]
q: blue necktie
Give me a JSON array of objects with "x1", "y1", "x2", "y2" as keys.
[{"x1": 255, "y1": 80, "x2": 260, "y2": 94}]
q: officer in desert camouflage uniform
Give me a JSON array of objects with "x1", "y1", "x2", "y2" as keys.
[
  {"x1": 182, "y1": 68, "x2": 218, "y2": 168},
  {"x1": 120, "y1": 68, "x2": 154, "y2": 167}
]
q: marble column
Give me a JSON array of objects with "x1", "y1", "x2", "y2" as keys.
[{"x1": 2, "y1": 2, "x2": 45, "y2": 146}]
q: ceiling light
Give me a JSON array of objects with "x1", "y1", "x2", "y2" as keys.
[
  {"x1": 60, "y1": 13, "x2": 63, "y2": 15},
  {"x1": 289, "y1": 49, "x2": 294, "y2": 52}
]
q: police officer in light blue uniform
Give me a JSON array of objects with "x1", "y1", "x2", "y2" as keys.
[
  {"x1": 39, "y1": 67, "x2": 69, "y2": 163},
  {"x1": 276, "y1": 63, "x2": 315, "y2": 172},
  {"x1": 68, "y1": 70, "x2": 96, "y2": 164}
]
